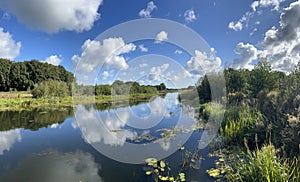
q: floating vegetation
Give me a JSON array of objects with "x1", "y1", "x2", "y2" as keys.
[
  {"x1": 129, "y1": 134, "x2": 156, "y2": 143},
  {"x1": 144, "y1": 157, "x2": 186, "y2": 182}
]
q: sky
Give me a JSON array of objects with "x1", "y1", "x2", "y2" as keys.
[{"x1": 0, "y1": 0, "x2": 300, "y2": 88}]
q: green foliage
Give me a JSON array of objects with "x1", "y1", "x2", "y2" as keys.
[
  {"x1": 96, "y1": 84, "x2": 112, "y2": 95},
  {"x1": 0, "y1": 59, "x2": 74, "y2": 92},
  {"x1": 220, "y1": 106, "x2": 266, "y2": 147},
  {"x1": 0, "y1": 58, "x2": 12, "y2": 91},
  {"x1": 110, "y1": 80, "x2": 159, "y2": 95},
  {"x1": 32, "y1": 80, "x2": 70, "y2": 98},
  {"x1": 226, "y1": 144, "x2": 300, "y2": 182}
]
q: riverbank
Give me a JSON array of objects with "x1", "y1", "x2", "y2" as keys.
[{"x1": 0, "y1": 92, "x2": 166, "y2": 111}]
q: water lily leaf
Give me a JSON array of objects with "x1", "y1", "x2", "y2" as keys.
[
  {"x1": 160, "y1": 161, "x2": 166, "y2": 168},
  {"x1": 145, "y1": 158, "x2": 158, "y2": 167},
  {"x1": 219, "y1": 158, "x2": 225, "y2": 162},
  {"x1": 179, "y1": 173, "x2": 186, "y2": 181},
  {"x1": 206, "y1": 168, "x2": 220, "y2": 178},
  {"x1": 169, "y1": 176, "x2": 175, "y2": 181},
  {"x1": 145, "y1": 171, "x2": 152, "y2": 175}
]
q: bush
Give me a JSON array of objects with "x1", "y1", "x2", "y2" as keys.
[{"x1": 31, "y1": 80, "x2": 70, "y2": 98}]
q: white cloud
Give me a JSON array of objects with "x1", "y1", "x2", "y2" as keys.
[
  {"x1": 228, "y1": 21, "x2": 243, "y2": 31},
  {"x1": 43, "y1": 55, "x2": 62, "y2": 66},
  {"x1": 139, "y1": 1, "x2": 157, "y2": 18},
  {"x1": 232, "y1": 42, "x2": 258, "y2": 69},
  {"x1": 257, "y1": 0, "x2": 300, "y2": 72},
  {"x1": 100, "y1": 71, "x2": 109, "y2": 80},
  {"x1": 186, "y1": 50, "x2": 222, "y2": 75},
  {"x1": 229, "y1": 0, "x2": 285, "y2": 32},
  {"x1": 148, "y1": 64, "x2": 169, "y2": 81},
  {"x1": 0, "y1": 129, "x2": 21, "y2": 155},
  {"x1": 139, "y1": 63, "x2": 148, "y2": 68},
  {"x1": 251, "y1": 0, "x2": 286, "y2": 12},
  {"x1": 174, "y1": 49, "x2": 183, "y2": 54},
  {"x1": 155, "y1": 31, "x2": 168, "y2": 43},
  {"x1": 0, "y1": 27, "x2": 21, "y2": 59},
  {"x1": 74, "y1": 106, "x2": 137, "y2": 146},
  {"x1": 0, "y1": 0, "x2": 103, "y2": 33},
  {"x1": 72, "y1": 37, "x2": 136, "y2": 73},
  {"x1": 184, "y1": 9, "x2": 197, "y2": 23},
  {"x1": 138, "y1": 44, "x2": 148, "y2": 52}
]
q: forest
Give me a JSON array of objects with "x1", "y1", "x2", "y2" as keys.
[{"x1": 0, "y1": 58, "x2": 74, "y2": 92}]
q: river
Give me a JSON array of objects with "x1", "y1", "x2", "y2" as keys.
[{"x1": 0, "y1": 93, "x2": 216, "y2": 182}]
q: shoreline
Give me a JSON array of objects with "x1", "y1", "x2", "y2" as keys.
[{"x1": 0, "y1": 92, "x2": 169, "y2": 111}]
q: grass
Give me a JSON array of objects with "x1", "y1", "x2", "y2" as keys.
[
  {"x1": 226, "y1": 143, "x2": 300, "y2": 182},
  {"x1": 220, "y1": 106, "x2": 265, "y2": 145},
  {"x1": 0, "y1": 92, "x2": 164, "y2": 111}
]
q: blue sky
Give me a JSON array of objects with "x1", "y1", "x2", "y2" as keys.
[{"x1": 0, "y1": 0, "x2": 299, "y2": 87}]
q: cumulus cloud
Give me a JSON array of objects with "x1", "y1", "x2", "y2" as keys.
[
  {"x1": 230, "y1": 1, "x2": 300, "y2": 72},
  {"x1": 251, "y1": 0, "x2": 286, "y2": 11},
  {"x1": 0, "y1": 0, "x2": 103, "y2": 33},
  {"x1": 139, "y1": 1, "x2": 157, "y2": 18},
  {"x1": 43, "y1": 55, "x2": 62, "y2": 66},
  {"x1": 0, "y1": 129, "x2": 21, "y2": 155},
  {"x1": 185, "y1": 50, "x2": 222, "y2": 75},
  {"x1": 232, "y1": 42, "x2": 257, "y2": 69},
  {"x1": 184, "y1": 9, "x2": 197, "y2": 23},
  {"x1": 155, "y1": 31, "x2": 168, "y2": 43},
  {"x1": 228, "y1": 21, "x2": 243, "y2": 31},
  {"x1": 100, "y1": 71, "x2": 109, "y2": 80},
  {"x1": 138, "y1": 44, "x2": 148, "y2": 52},
  {"x1": 0, "y1": 28, "x2": 21, "y2": 59},
  {"x1": 259, "y1": 0, "x2": 300, "y2": 72},
  {"x1": 148, "y1": 64, "x2": 169, "y2": 81},
  {"x1": 72, "y1": 37, "x2": 136, "y2": 74}
]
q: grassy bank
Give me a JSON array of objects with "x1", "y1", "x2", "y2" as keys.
[
  {"x1": 0, "y1": 92, "x2": 165, "y2": 111},
  {"x1": 202, "y1": 103, "x2": 300, "y2": 181}
]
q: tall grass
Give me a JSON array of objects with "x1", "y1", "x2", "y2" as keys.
[
  {"x1": 226, "y1": 143, "x2": 300, "y2": 182},
  {"x1": 220, "y1": 106, "x2": 265, "y2": 146}
]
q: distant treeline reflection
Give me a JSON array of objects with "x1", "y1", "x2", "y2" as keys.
[{"x1": 0, "y1": 108, "x2": 73, "y2": 131}]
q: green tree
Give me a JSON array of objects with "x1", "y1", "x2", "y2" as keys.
[
  {"x1": 32, "y1": 80, "x2": 70, "y2": 98},
  {"x1": 0, "y1": 58, "x2": 12, "y2": 91}
]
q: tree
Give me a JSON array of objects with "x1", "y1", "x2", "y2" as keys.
[
  {"x1": 0, "y1": 59, "x2": 12, "y2": 91},
  {"x1": 32, "y1": 80, "x2": 69, "y2": 98},
  {"x1": 197, "y1": 75, "x2": 211, "y2": 103},
  {"x1": 249, "y1": 61, "x2": 276, "y2": 97}
]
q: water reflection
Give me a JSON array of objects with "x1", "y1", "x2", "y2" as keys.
[
  {"x1": 74, "y1": 93, "x2": 196, "y2": 164},
  {"x1": 0, "y1": 108, "x2": 73, "y2": 131},
  {"x1": 0, "y1": 150, "x2": 102, "y2": 182},
  {"x1": 0, "y1": 129, "x2": 21, "y2": 155}
]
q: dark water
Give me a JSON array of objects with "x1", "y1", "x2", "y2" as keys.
[{"x1": 0, "y1": 93, "x2": 216, "y2": 182}]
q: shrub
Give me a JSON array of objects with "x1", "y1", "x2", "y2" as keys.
[{"x1": 31, "y1": 80, "x2": 70, "y2": 98}]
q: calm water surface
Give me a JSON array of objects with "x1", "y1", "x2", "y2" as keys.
[{"x1": 0, "y1": 93, "x2": 216, "y2": 182}]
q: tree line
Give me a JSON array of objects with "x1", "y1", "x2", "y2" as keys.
[
  {"x1": 75, "y1": 80, "x2": 166, "y2": 96},
  {"x1": 0, "y1": 58, "x2": 74, "y2": 92}
]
